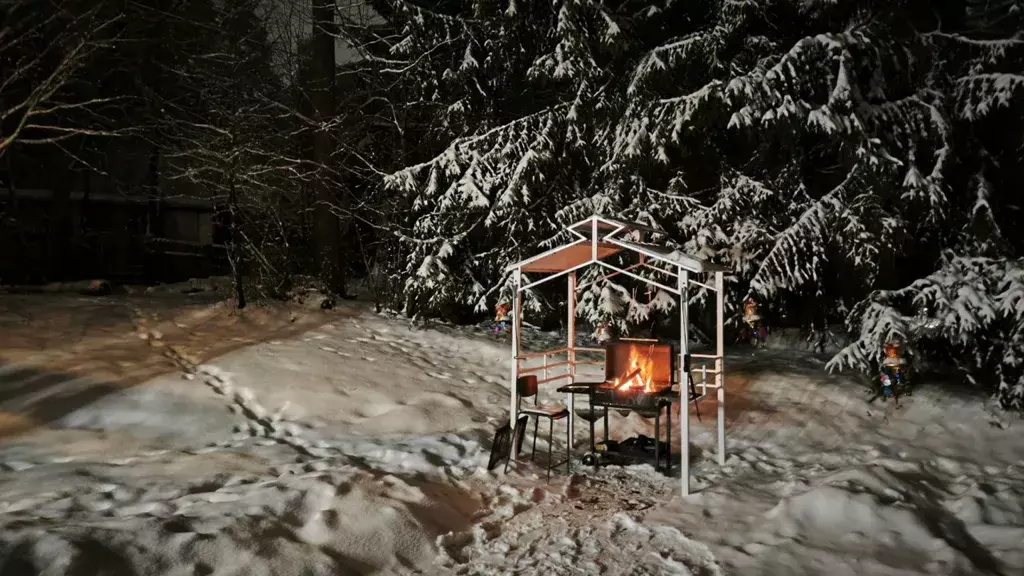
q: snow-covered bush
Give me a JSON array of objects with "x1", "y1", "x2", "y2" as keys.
[{"x1": 829, "y1": 256, "x2": 1024, "y2": 410}]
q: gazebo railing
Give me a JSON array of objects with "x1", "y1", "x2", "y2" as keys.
[
  {"x1": 515, "y1": 346, "x2": 606, "y2": 389},
  {"x1": 516, "y1": 348, "x2": 573, "y2": 387},
  {"x1": 689, "y1": 353, "x2": 723, "y2": 400}
]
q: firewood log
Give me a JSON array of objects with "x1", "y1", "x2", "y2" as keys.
[{"x1": 617, "y1": 367, "x2": 642, "y2": 386}]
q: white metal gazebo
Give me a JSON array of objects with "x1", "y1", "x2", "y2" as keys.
[{"x1": 505, "y1": 215, "x2": 727, "y2": 496}]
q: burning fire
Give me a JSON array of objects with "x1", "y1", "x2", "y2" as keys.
[{"x1": 613, "y1": 345, "x2": 658, "y2": 393}]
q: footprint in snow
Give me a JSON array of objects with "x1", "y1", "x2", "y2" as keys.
[{"x1": 427, "y1": 371, "x2": 452, "y2": 380}]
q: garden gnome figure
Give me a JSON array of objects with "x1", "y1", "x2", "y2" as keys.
[
  {"x1": 880, "y1": 340, "x2": 909, "y2": 400},
  {"x1": 594, "y1": 323, "x2": 612, "y2": 344},
  {"x1": 494, "y1": 303, "x2": 511, "y2": 334},
  {"x1": 743, "y1": 297, "x2": 766, "y2": 347}
]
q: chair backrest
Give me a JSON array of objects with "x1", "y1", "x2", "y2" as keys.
[{"x1": 517, "y1": 374, "x2": 538, "y2": 398}]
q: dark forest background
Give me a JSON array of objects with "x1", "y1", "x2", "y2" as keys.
[{"x1": 1, "y1": 0, "x2": 1022, "y2": 408}]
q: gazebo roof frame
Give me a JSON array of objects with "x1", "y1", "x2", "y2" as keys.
[{"x1": 506, "y1": 215, "x2": 727, "y2": 294}]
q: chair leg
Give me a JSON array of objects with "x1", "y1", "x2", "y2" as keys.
[
  {"x1": 531, "y1": 418, "x2": 539, "y2": 461},
  {"x1": 547, "y1": 418, "x2": 554, "y2": 481},
  {"x1": 565, "y1": 417, "x2": 571, "y2": 475}
]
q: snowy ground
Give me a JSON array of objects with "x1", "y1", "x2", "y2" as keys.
[{"x1": 0, "y1": 294, "x2": 1021, "y2": 575}]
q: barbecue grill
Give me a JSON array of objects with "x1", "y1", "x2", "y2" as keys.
[{"x1": 559, "y1": 339, "x2": 704, "y2": 473}]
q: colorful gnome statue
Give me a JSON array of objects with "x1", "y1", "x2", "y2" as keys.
[
  {"x1": 880, "y1": 340, "x2": 910, "y2": 400},
  {"x1": 594, "y1": 323, "x2": 612, "y2": 344},
  {"x1": 494, "y1": 303, "x2": 511, "y2": 334},
  {"x1": 743, "y1": 298, "x2": 767, "y2": 347}
]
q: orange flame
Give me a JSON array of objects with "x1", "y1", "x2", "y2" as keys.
[{"x1": 612, "y1": 345, "x2": 658, "y2": 393}]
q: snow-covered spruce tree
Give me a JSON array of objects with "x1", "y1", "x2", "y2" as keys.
[
  {"x1": 611, "y1": 0, "x2": 1024, "y2": 405},
  {"x1": 828, "y1": 1, "x2": 1024, "y2": 409},
  {"x1": 612, "y1": 0, "x2": 944, "y2": 323},
  {"x1": 372, "y1": 0, "x2": 1024, "y2": 407},
  {"x1": 374, "y1": 0, "x2": 680, "y2": 322}
]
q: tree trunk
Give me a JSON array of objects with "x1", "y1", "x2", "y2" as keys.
[
  {"x1": 310, "y1": 0, "x2": 345, "y2": 294},
  {"x1": 227, "y1": 175, "x2": 246, "y2": 309},
  {"x1": 3, "y1": 148, "x2": 25, "y2": 283},
  {"x1": 48, "y1": 175, "x2": 73, "y2": 282},
  {"x1": 4, "y1": 149, "x2": 16, "y2": 213},
  {"x1": 147, "y1": 145, "x2": 163, "y2": 237},
  {"x1": 144, "y1": 144, "x2": 163, "y2": 283}
]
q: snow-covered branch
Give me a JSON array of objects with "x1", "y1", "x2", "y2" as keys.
[{"x1": 0, "y1": 1, "x2": 124, "y2": 156}]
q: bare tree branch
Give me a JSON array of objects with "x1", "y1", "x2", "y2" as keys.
[{"x1": 0, "y1": 0, "x2": 126, "y2": 157}]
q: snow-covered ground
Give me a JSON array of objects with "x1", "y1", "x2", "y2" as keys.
[{"x1": 0, "y1": 295, "x2": 1021, "y2": 575}]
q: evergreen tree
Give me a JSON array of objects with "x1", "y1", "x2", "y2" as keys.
[
  {"x1": 375, "y1": 0, "x2": 645, "y2": 319},
  {"x1": 373, "y1": 0, "x2": 1024, "y2": 407}
]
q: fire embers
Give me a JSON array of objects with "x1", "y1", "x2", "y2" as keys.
[
  {"x1": 612, "y1": 345, "x2": 660, "y2": 393},
  {"x1": 597, "y1": 342, "x2": 673, "y2": 408}
]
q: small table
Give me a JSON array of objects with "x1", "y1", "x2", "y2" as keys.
[{"x1": 557, "y1": 382, "x2": 675, "y2": 474}]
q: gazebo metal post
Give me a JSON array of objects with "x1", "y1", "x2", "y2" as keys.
[
  {"x1": 679, "y1": 268, "x2": 690, "y2": 496},
  {"x1": 567, "y1": 271, "x2": 577, "y2": 448},
  {"x1": 510, "y1": 268, "x2": 522, "y2": 461},
  {"x1": 715, "y1": 271, "x2": 726, "y2": 465}
]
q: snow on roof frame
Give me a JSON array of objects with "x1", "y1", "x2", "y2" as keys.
[
  {"x1": 506, "y1": 215, "x2": 726, "y2": 280},
  {"x1": 606, "y1": 238, "x2": 729, "y2": 274},
  {"x1": 566, "y1": 215, "x2": 664, "y2": 238}
]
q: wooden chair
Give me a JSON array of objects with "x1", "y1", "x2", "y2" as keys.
[{"x1": 511, "y1": 374, "x2": 570, "y2": 480}]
